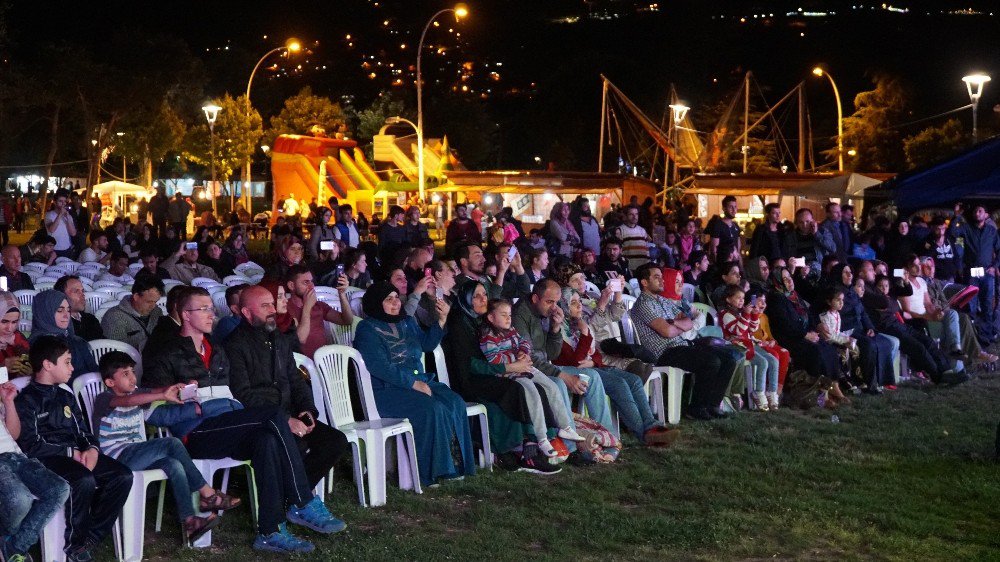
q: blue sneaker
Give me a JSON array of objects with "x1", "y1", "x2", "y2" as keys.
[
  {"x1": 286, "y1": 496, "x2": 347, "y2": 534},
  {"x1": 253, "y1": 523, "x2": 315, "y2": 553}
]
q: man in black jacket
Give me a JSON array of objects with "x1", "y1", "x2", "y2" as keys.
[
  {"x1": 143, "y1": 287, "x2": 346, "y2": 553},
  {"x1": 0, "y1": 244, "x2": 34, "y2": 292},
  {"x1": 15, "y1": 336, "x2": 133, "y2": 562},
  {"x1": 225, "y1": 285, "x2": 348, "y2": 488}
]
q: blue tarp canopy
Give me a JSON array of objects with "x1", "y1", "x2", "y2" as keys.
[{"x1": 890, "y1": 135, "x2": 1000, "y2": 214}]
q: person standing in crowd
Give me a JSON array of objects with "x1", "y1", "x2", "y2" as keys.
[
  {"x1": 547, "y1": 202, "x2": 581, "y2": 258},
  {"x1": 13, "y1": 195, "x2": 27, "y2": 234},
  {"x1": 335, "y1": 203, "x2": 361, "y2": 248},
  {"x1": 44, "y1": 188, "x2": 77, "y2": 259},
  {"x1": 308, "y1": 207, "x2": 337, "y2": 261},
  {"x1": 614, "y1": 205, "x2": 651, "y2": 271},
  {"x1": 167, "y1": 192, "x2": 191, "y2": 240},
  {"x1": 0, "y1": 245, "x2": 34, "y2": 292},
  {"x1": 148, "y1": 187, "x2": 170, "y2": 237},
  {"x1": 949, "y1": 203, "x2": 1000, "y2": 344},
  {"x1": 226, "y1": 285, "x2": 350, "y2": 489},
  {"x1": 69, "y1": 192, "x2": 90, "y2": 254},
  {"x1": 377, "y1": 205, "x2": 409, "y2": 255},
  {"x1": 706, "y1": 195, "x2": 742, "y2": 263},
  {"x1": 445, "y1": 204, "x2": 482, "y2": 257},
  {"x1": 0, "y1": 194, "x2": 12, "y2": 248},
  {"x1": 404, "y1": 206, "x2": 429, "y2": 245},
  {"x1": 819, "y1": 202, "x2": 852, "y2": 262},
  {"x1": 54, "y1": 275, "x2": 104, "y2": 342},
  {"x1": 749, "y1": 203, "x2": 784, "y2": 261}
]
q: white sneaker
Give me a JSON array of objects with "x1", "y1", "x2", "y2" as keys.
[
  {"x1": 752, "y1": 391, "x2": 770, "y2": 412},
  {"x1": 537, "y1": 438, "x2": 558, "y2": 457},
  {"x1": 558, "y1": 426, "x2": 585, "y2": 442},
  {"x1": 765, "y1": 391, "x2": 780, "y2": 410}
]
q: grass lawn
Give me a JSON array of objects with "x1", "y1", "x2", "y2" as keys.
[{"x1": 119, "y1": 368, "x2": 1000, "y2": 562}]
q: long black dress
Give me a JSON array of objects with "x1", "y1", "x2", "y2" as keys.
[{"x1": 766, "y1": 290, "x2": 841, "y2": 380}]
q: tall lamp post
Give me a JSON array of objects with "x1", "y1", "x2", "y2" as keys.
[
  {"x1": 416, "y1": 4, "x2": 469, "y2": 202},
  {"x1": 202, "y1": 103, "x2": 222, "y2": 215},
  {"x1": 667, "y1": 103, "x2": 689, "y2": 186},
  {"x1": 245, "y1": 38, "x2": 301, "y2": 213},
  {"x1": 962, "y1": 73, "x2": 991, "y2": 144},
  {"x1": 813, "y1": 67, "x2": 844, "y2": 172}
]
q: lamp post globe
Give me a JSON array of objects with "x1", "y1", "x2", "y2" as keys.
[{"x1": 963, "y1": 73, "x2": 991, "y2": 143}]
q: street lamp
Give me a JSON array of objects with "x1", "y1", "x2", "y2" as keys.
[
  {"x1": 244, "y1": 38, "x2": 302, "y2": 211},
  {"x1": 668, "y1": 103, "x2": 689, "y2": 185},
  {"x1": 813, "y1": 66, "x2": 844, "y2": 172},
  {"x1": 202, "y1": 103, "x2": 222, "y2": 214},
  {"x1": 962, "y1": 73, "x2": 991, "y2": 143},
  {"x1": 416, "y1": 4, "x2": 469, "y2": 201}
]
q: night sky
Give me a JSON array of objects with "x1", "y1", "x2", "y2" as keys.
[{"x1": 5, "y1": 0, "x2": 1000, "y2": 170}]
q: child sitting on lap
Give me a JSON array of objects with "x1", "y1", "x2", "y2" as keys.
[{"x1": 479, "y1": 299, "x2": 584, "y2": 457}]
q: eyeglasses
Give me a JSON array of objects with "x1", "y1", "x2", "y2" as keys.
[{"x1": 184, "y1": 306, "x2": 215, "y2": 314}]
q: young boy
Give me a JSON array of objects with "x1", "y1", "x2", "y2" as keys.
[
  {"x1": 91, "y1": 352, "x2": 241, "y2": 544},
  {"x1": 14, "y1": 336, "x2": 133, "y2": 562},
  {"x1": 0, "y1": 380, "x2": 70, "y2": 562}
]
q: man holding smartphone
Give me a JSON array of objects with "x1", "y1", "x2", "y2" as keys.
[
  {"x1": 225, "y1": 285, "x2": 349, "y2": 492},
  {"x1": 949, "y1": 203, "x2": 1000, "y2": 343}
]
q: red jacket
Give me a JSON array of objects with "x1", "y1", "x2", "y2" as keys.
[{"x1": 552, "y1": 331, "x2": 606, "y2": 368}]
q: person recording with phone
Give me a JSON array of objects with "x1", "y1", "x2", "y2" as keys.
[
  {"x1": 162, "y1": 241, "x2": 221, "y2": 284},
  {"x1": 948, "y1": 203, "x2": 1000, "y2": 344}
]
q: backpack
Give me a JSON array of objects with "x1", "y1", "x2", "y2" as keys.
[{"x1": 782, "y1": 369, "x2": 833, "y2": 410}]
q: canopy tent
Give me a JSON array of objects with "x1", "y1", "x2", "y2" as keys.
[
  {"x1": 90, "y1": 181, "x2": 154, "y2": 197},
  {"x1": 687, "y1": 172, "x2": 890, "y2": 198},
  {"x1": 780, "y1": 173, "x2": 885, "y2": 198},
  {"x1": 887, "y1": 135, "x2": 1000, "y2": 214}
]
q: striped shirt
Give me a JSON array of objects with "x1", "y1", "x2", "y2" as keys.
[
  {"x1": 615, "y1": 224, "x2": 651, "y2": 270},
  {"x1": 92, "y1": 390, "x2": 151, "y2": 459}
]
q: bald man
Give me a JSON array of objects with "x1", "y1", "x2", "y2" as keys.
[
  {"x1": 224, "y1": 286, "x2": 348, "y2": 490},
  {"x1": 0, "y1": 244, "x2": 34, "y2": 291}
]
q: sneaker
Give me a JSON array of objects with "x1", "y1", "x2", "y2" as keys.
[
  {"x1": 494, "y1": 451, "x2": 523, "y2": 472},
  {"x1": 765, "y1": 391, "x2": 780, "y2": 410},
  {"x1": 65, "y1": 546, "x2": 92, "y2": 562},
  {"x1": 517, "y1": 451, "x2": 562, "y2": 474},
  {"x1": 537, "y1": 438, "x2": 558, "y2": 458},
  {"x1": 286, "y1": 496, "x2": 347, "y2": 534},
  {"x1": 1, "y1": 538, "x2": 33, "y2": 562},
  {"x1": 751, "y1": 391, "x2": 770, "y2": 412},
  {"x1": 557, "y1": 426, "x2": 585, "y2": 442},
  {"x1": 253, "y1": 523, "x2": 316, "y2": 553},
  {"x1": 940, "y1": 369, "x2": 971, "y2": 386}
]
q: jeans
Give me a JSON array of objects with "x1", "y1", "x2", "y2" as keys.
[
  {"x1": 38, "y1": 453, "x2": 133, "y2": 551},
  {"x1": 749, "y1": 345, "x2": 780, "y2": 393},
  {"x1": 116, "y1": 438, "x2": 207, "y2": 521},
  {"x1": 0, "y1": 453, "x2": 70, "y2": 555},
  {"x1": 878, "y1": 334, "x2": 901, "y2": 385},
  {"x1": 184, "y1": 405, "x2": 313, "y2": 535},
  {"x1": 513, "y1": 372, "x2": 574, "y2": 441},
  {"x1": 548, "y1": 367, "x2": 612, "y2": 453},
  {"x1": 594, "y1": 367, "x2": 658, "y2": 441},
  {"x1": 969, "y1": 273, "x2": 997, "y2": 342}
]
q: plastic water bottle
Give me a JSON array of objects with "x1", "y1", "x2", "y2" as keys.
[{"x1": 830, "y1": 415, "x2": 840, "y2": 424}]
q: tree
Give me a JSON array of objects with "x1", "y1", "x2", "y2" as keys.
[
  {"x1": 836, "y1": 74, "x2": 911, "y2": 172},
  {"x1": 903, "y1": 119, "x2": 968, "y2": 170},
  {"x1": 181, "y1": 94, "x2": 263, "y2": 189},
  {"x1": 355, "y1": 93, "x2": 411, "y2": 143},
  {"x1": 268, "y1": 87, "x2": 347, "y2": 145},
  {"x1": 115, "y1": 100, "x2": 187, "y2": 187}
]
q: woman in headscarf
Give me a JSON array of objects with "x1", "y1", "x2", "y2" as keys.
[
  {"x1": 355, "y1": 281, "x2": 476, "y2": 487},
  {"x1": 222, "y1": 230, "x2": 250, "y2": 269},
  {"x1": 441, "y1": 281, "x2": 559, "y2": 472},
  {"x1": 765, "y1": 267, "x2": 847, "y2": 404},
  {"x1": 264, "y1": 237, "x2": 305, "y2": 281},
  {"x1": 823, "y1": 263, "x2": 895, "y2": 393},
  {"x1": 0, "y1": 291, "x2": 31, "y2": 377},
  {"x1": 744, "y1": 255, "x2": 771, "y2": 293},
  {"x1": 30, "y1": 290, "x2": 99, "y2": 377},
  {"x1": 554, "y1": 286, "x2": 677, "y2": 446}
]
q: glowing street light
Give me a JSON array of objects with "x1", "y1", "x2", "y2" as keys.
[
  {"x1": 813, "y1": 66, "x2": 844, "y2": 172},
  {"x1": 416, "y1": 4, "x2": 469, "y2": 201},
  {"x1": 963, "y1": 73, "x2": 991, "y2": 143},
  {"x1": 668, "y1": 103, "x2": 689, "y2": 185},
  {"x1": 202, "y1": 103, "x2": 222, "y2": 214}
]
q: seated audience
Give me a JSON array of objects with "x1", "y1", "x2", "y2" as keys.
[{"x1": 100, "y1": 274, "x2": 164, "y2": 353}]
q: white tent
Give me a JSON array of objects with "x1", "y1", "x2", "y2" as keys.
[
  {"x1": 90, "y1": 181, "x2": 155, "y2": 227},
  {"x1": 780, "y1": 173, "x2": 884, "y2": 199},
  {"x1": 91, "y1": 181, "x2": 154, "y2": 197}
]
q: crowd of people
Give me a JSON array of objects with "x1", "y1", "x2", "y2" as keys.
[{"x1": 0, "y1": 186, "x2": 995, "y2": 561}]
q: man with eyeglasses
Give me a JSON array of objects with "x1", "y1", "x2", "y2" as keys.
[{"x1": 143, "y1": 287, "x2": 346, "y2": 554}]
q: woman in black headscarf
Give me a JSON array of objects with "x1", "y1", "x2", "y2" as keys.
[
  {"x1": 30, "y1": 289, "x2": 99, "y2": 378},
  {"x1": 354, "y1": 281, "x2": 476, "y2": 487},
  {"x1": 442, "y1": 281, "x2": 554, "y2": 469}
]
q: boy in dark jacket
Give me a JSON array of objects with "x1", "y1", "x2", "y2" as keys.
[{"x1": 14, "y1": 336, "x2": 133, "y2": 562}]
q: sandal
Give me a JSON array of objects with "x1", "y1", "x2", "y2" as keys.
[
  {"x1": 184, "y1": 514, "x2": 221, "y2": 542},
  {"x1": 199, "y1": 490, "x2": 242, "y2": 512}
]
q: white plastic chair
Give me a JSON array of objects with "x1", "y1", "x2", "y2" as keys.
[
  {"x1": 326, "y1": 317, "x2": 362, "y2": 347},
  {"x1": 312, "y1": 345, "x2": 422, "y2": 507},
  {"x1": 162, "y1": 279, "x2": 185, "y2": 293},
  {"x1": 94, "y1": 280, "x2": 123, "y2": 290},
  {"x1": 84, "y1": 291, "x2": 110, "y2": 314},
  {"x1": 21, "y1": 262, "x2": 47, "y2": 274},
  {"x1": 619, "y1": 309, "x2": 683, "y2": 425},
  {"x1": 430, "y1": 346, "x2": 492, "y2": 470},
  {"x1": 33, "y1": 282, "x2": 54, "y2": 292},
  {"x1": 17, "y1": 304, "x2": 32, "y2": 335},
  {"x1": 13, "y1": 289, "x2": 37, "y2": 306},
  {"x1": 128, "y1": 262, "x2": 144, "y2": 276},
  {"x1": 190, "y1": 277, "x2": 220, "y2": 289},
  {"x1": 313, "y1": 286, "x2": 339, "y2": 301},
  {"x1": 156, "y1": 296, "x2": 168, "y2": 315},
  {"x1": 72, "y1": 373, "x2": 169, "y2": 562},
  {"x1": 35, "y1": 276, "x2": 60, "y2": 285},
  {"x1": 222, "y1": 275, "x2": 250, "y2": 287},
  {"x1": 212, "y1": 291, "x2": 230, "y2": 317},
  {"x1": 54, "y1": 256, "x2": 74, "y2": 265},
  {"x1": 89, "y1": 339, "x2": 142, "y2": 376}
]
